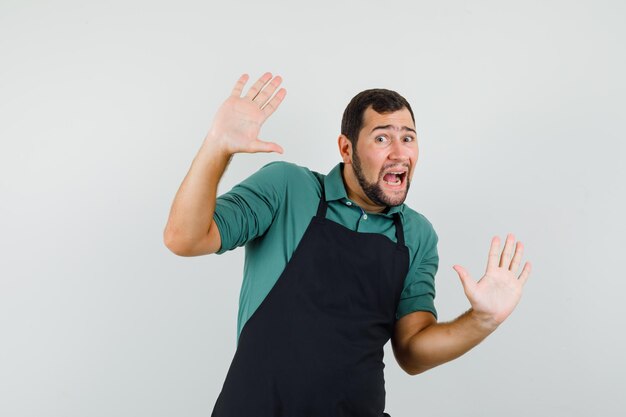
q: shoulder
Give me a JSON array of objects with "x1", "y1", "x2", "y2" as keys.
[
  {"x1": 258, "y1": 161, "x2": 320, "y2": 180},
  {"x1": 256, "y1": 161, "x2": 323, "y2": 192},
  {"x1": 229, "y1": 161, "x2": 313, "y2": 194},
  {"x1": 401, "y1": 206, "x2": 437, "y2": 238},
  {"x1": 400, "y1": 206, "x2": 438, "y2": 255}
]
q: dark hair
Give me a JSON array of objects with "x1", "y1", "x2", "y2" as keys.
[{"x1": 341, "y1": 88, "x2": 415, "y2": 145}]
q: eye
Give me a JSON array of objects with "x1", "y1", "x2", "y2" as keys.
[
  {"x1": 375, "y1": 135, "x2": 388, "y2": 143},
  {"x1": 403, "y1": 136, "x2": 415, "y2": 143}
]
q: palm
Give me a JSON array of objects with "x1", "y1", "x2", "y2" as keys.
[
  {"x1": 208, "y1": 73, "x2": 286, "y2": 154},
  {"x1": 454, "y1": 234, "x2": 532, "y2": 325}
]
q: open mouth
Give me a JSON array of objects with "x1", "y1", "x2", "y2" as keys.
[{"x1": 382, "y1": 171, "x2": 407, "y2": 186}]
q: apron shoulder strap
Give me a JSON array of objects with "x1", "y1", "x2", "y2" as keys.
[
  {"x1": 316, "y1": 183, "x2": 328, "y2": 218},
  {"x1": 393, "y1": 213, "x2": 405, "y2": 246},
  {"x1": 316, "y1": 197, "x2": 328, "y2": 218}
]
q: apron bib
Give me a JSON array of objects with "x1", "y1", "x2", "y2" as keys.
[{"x1": 212, "y1": 194, "x2": 409, "y2": 417}]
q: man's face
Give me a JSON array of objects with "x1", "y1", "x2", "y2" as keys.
[{"x1": 350, "y1": 107, "x2": 418, "y2": 208}]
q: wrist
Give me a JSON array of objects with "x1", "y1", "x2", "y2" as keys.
[
  {"x1": 200, "y1": 133, "x2": 235, "y2": 160},
  {"x1": 467, "y1": 309, "x2": 500, "y2": 332}
]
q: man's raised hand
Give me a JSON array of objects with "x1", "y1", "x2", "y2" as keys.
[
  {"x1": 206, "y1": 72, "x2": 286, "y2": 155},
  {"x1": 453, "y1": 234, "x2": 532, "y2": 327}
]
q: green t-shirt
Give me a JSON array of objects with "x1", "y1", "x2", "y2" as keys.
[{"x1": 214, "y1": 161, "x2": 438, "y2": 341}]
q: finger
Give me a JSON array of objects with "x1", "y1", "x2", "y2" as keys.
[
  {"x1": 245, "y1": 72, "x2": 273, "y2": 100},
  {"x1": 262, "y1": 88, "x2": 287, "y2": 118},
  {"x1": 230, "y1": 73, "x2": 249, "y2": 97},
  {"x1": 249, "y1": 138, "x2": 284, "y2": 154},
  {"x1": 499, "y1": 233, "x2": 515, "y2": 268},
  {"x1": 486, "y1": 236, "x2": 501, "y2": 272},
  {"x1": 254, "y1": 75, "x2": 283, "y2": 106},
  {"x1": 509, "y1": 241, "x2": 524, "y2": 272},
  {"x1": 518, "y1": 262, "x2": 532, "y2": 286},
  {"x1": 453, "y1": 265, "x2": 475, "y2": 293}
]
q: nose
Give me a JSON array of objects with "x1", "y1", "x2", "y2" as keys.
[{"x1": 388, "y1": 137, "x2": 414, "y2": 162}]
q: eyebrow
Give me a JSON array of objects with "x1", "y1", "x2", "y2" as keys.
[{"x1": 370, "y1": 125, "x2": 416, "y2": 134}]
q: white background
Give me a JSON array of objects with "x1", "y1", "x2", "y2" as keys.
[{"x1": 1, "y1": 0, "x2": 625, "y2": 416}]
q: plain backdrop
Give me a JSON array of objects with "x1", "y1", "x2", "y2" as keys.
[{"x1": 1, "y1": 0, "x2": 625, "y2": 416}]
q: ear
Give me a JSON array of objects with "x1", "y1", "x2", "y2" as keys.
[{"x1": 338, "y1": 134, "x2": 353, "y2": 165}]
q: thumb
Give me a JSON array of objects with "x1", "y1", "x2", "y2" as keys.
[
  {"x1": 453, "y1": 265, "x2": 475, "y2": 293},
  {"x1": 249, "y1": 138, "x2": 284, "y2": 154}
]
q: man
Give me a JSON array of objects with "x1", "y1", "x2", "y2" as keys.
[{"x1": 164, "y1": 72, "x2": 531, "y2": 417}]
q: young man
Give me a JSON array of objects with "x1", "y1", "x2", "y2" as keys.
[{"x1": 164, "y1": 72, "x2": 531, "y2": 417}]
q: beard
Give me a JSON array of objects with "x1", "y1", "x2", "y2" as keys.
[{"x1": 352, "y1": 149, "x2": 411, "y2": 208}]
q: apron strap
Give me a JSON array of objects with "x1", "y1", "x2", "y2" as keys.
[
  {"x1": 316, "y1": 191, "x2": 328, "y2": 218},
  {"x1": 393, "y1": 213, "x2": 405, "y2": 246}
]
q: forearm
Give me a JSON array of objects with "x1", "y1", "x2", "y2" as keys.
[
  {"x1": 164, "y1": 73, "x2": 286, "y2": 255},
  {"x1": 163, "y1": 136, "x2": 232, "y2": 255},
  {"x1": 398, "y1": 309, "x2": 498, "y2": 375}
]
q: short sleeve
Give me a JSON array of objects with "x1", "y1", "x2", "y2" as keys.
[
  {"x1": 395, "y1": 221, "x2": 439, "y2": 320},
  {"x1": 213, "y1": 162, "x2": 287, "y2": 254}
]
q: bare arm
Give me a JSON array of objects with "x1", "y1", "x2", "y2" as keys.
[
  {"x1": 392, "y1": 234, "x2": 532, "y2": 374},
  {"x1": 163, "y1": 73, "x2": 287, "y2": 256}
]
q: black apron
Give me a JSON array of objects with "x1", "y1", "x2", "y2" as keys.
[{"x1": 212, "y1": 194, "x2": 409, "y2": 417}]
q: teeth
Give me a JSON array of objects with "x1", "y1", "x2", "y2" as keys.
[{"x1": 384, "y1": 177, "x2": 402, "y2": 185}]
